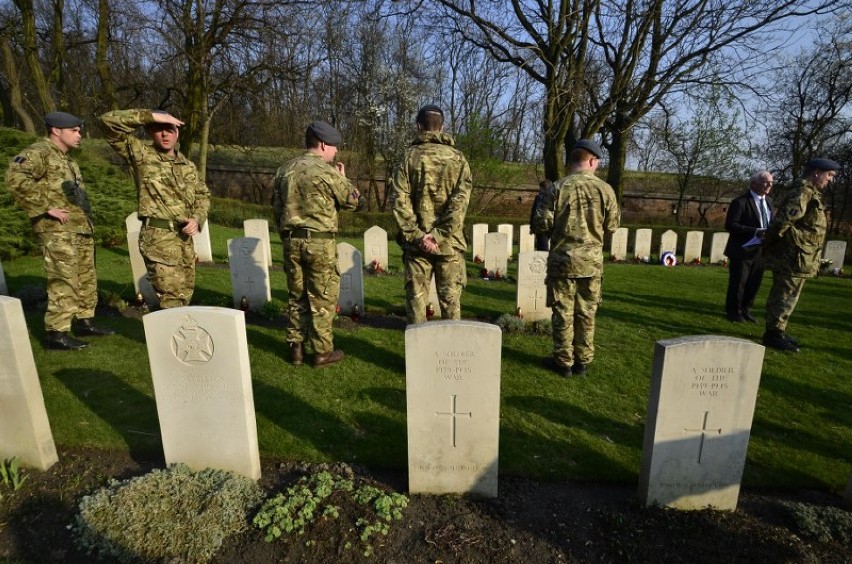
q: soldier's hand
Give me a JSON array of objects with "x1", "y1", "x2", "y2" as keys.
[
  {"x1": 419, "y1": 234, "x2": 439, "y2": 254},
  {"x1": 181, "y1": 218, "x2": 200, "y2": 235},
  {"x1": 334, "y1": 162, "x2": 346, "y2": 176},
  {"x1": 47, "y1": 207, "x2": 70, "y2": 224},
  {"x1": 152, "y1": 112, "x2": 185, "y2": 127}
]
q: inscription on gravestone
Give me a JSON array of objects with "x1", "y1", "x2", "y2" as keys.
[
  {"x1": 610, "y1": 227, "x2": 628, "y2": 260},
  {"x1": 484, "y1": 232, "x2": 508, "y2": 276},
  {"x1": 823, "y1": 240, "x2": 847, "y2": 271},
  {"x1": 337, "y1": 242, "x2": 364, "y2": 315},
  {"x1": 516, "y1": 251, "x2": 551, "y2": 321}
]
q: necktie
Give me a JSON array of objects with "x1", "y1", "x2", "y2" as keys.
[{"x1": 759, "y1": 198, "x2": 769, "y2": 228}]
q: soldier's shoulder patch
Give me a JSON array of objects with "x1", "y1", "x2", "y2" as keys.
[{"x1": 13, "y1": 156, "x2": 26, "y2": 164}]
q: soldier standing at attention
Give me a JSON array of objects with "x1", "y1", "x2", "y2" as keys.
[
  {"x1": 99, "y1": 109, "x2": 210, "y2": 308},
  {"x1": 391, "y1": 104, "x2": 473, "y2": 324},
  {"x1": 272, "y1": 121, "x2": 361, "y2": 367},
  {"x1": 5, "y1": 112, "x2": 115, "y2": 349},
  {"x1": 540, "y1": 139, "x2": 620, "y2": 377},
  {"x1": 761, "y1": 157, "x2": 840, "y2": 353}
]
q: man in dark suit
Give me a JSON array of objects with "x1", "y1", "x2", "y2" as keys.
[{"x1": 724, "y1": 171, "x2": 774, "y2": 322}]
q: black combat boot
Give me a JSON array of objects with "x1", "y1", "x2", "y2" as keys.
[
  {"x1": 45, "y1": 331, "x2": 88, "y2": 350},
  {"x1": 73, "y1": 318, "x2": 116, "y2": 336},
  {"x1": 762, "y1": 330, "x2": 799, "y2": 353}
]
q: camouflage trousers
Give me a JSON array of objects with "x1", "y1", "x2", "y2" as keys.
[
  {"x1": 37, "y1": 232, "x2": 98, "y2": 332},
  {"x1": 139, "y1": 226, "x2": 196, "y2": 308},
  {"x1": 283, "y1": 238, "x2": 339, "y2": 355},
  {"x1": 764, "y1": 272, "x2": 806, "y2": 333},
  {"x1": 403, "y1": 249, "x2": 467, "y2": 324},
  {"x1": 546, "y1": 275, "x2": 602, "y2": 368}
]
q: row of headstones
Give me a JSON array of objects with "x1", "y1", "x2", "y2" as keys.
[{"x1": 6, "y1": 293, "x2": 834, "y2": 510}]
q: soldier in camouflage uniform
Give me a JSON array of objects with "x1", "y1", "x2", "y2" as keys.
[
  {"x1": 5, "y1": 112, "x2": 115, "y2": 350},
  {"x1": 391, "y1": 105, "x2": 472, "y2": 324},
  {"x1": 537, "y1": 140, "x2": 620, "y2": 377},
  {"x1": 761, "y1": 157, "x2": 840, "y2": 353},
  {"x1": 272, "y1": 121, "x2": 361, "y2": 367},
  {"x1": 99, "y1": 109, "x2": 210, "y2": 308}
]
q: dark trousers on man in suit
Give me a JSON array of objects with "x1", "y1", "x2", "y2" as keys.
[{"x1": 725, "y1": 256, "x2": 764, "y2": 321}]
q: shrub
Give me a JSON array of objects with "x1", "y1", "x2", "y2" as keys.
[
  {"x1": 495, "y1": 313, "x2": 552, "y2": 335},
  {"x1": 778, "y1": 500, "x2": 852, "y2": 544},
  {"x1": 73, "y1": 464, "x2": 263, "y2": 563}
]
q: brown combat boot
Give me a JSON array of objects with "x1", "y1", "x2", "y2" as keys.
[
  {"x1": 73, "y1": 318, "x2": 116, "y2": 336},
  {"x1": 45, "y1": 331, "x2": 88, "y2": 350},
  {"x1": 290, "y1": 342, "x2": 304, "y2": 365},
  {"x1": 313, "y1": 349, "x2": 344, "y2": 367}
]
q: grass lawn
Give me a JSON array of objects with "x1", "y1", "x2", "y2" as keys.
[{"x1": 3, "y1": 225, "x2": 850, "y2": 493}]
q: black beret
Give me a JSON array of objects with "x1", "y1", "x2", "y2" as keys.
[
  {"x1": 806, "y1": 158, "x2": 840, "y2": 172},
  {"x1": 573, "y1": 139, "x2": 603, "y2": 159},
  {"x1": 307, "y1": 121, "x2": 342, "y2": 146},
  {"x1": 44, "y1": 112, "x2": 83, "y2": 129},
  {"x1": 416, "y1": 104, "x2": 444, "y2": 122}
]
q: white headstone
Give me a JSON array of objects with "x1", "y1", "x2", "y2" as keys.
[
  {"x1": 659, "y1": 229, "x2": 678, "y2": 259},
  {"x1": 0, "y1": 296, "x2": 58, "y2": 470},
  {"x1": 227, "y1": 237, "x2": 271, "y2": 311},
  {"x1": 610, "y1": 227, "x2": 628, "y2": 261},
  {"x1": 472, "y1": 223, "x2": 488, "y2": 261},
  {"x1": 125, "y1": 212, "x2": 159, "y2": 307},
  {"x1": 363, "y1": 226, "x2": 389, "y2": 270},
  {"x1": 639, "y1": 335, "x2": 765, "y2": 510},
  {"x1": 823, "y1": 240, "x2": 847, "y2": 271},
  {"x1": 497, "y1": 224, "x2": 514, "y2": 259},
  {"x1": 518, "y1": 225, "x2": 535, "y2": 254},
  {"x1": 710, "y1": 232, "x2": 729, "y2": 264},
  {"x1": 0, "y1": 259, "x2": 7, "y2": 295},
  {"x1": 193, "y1": 222, "x2": 214, "y2": 263},
  {"x1": 634, "y1": 228, "x2": 652, "y2": 261},
  {"x1": 516, "y1": 251, "x2": 551, "y2": 322},
  {"x1": 143, "y1": 307, "x2": 260, "y2": 480},
  {"x1": 337, "y1": 242, "x2": 364, "y2": 315},
  {"x1": 484, "y1": 232, "x2": 509, "y2": 277},
  {"x1": 243, "y1": 219, "x2": 272, "y2": 268},
  {"x1": 406, "y1": 320, "x2": 502, "y2": 497},
  {"x1": 684, "y1": 231, "x2": 704, "y2": 264}
]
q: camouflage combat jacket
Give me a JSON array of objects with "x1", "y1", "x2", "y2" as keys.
[
  {"x1": 5, "y1": 139, "x2": 93, "y2": 235},
  {"x1": 391, "y1": 131, "x2": 472, "y2": 255},
  {"x1": 99, "y1": 110, "x2": 210, "y2": 227},
  {"x1": 546, "y1": 171, "x2": 620, "y2": 278},
  {"x1": 271, "y1": 152, "x2": 358, "y2": 233},
  {"x1": 762, "y1": 178, "x2": 827, "y2": 278}
]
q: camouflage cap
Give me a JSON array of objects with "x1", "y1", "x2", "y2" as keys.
[
  {"x1": 45, "y1": 112, "x2": 83, "y2": 129},
  {"x1": 307, "y1": 121, "x2": 342, "y2": 146},
  {"x1": 573, "y1": 139, "x2": 603, "y2": 159},
  {"x1": 806, "y1": 158, "x2": 840, "y2": 172}
]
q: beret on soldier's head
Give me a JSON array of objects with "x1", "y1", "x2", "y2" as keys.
[
  {"x1": 806, "y1": 158, "x2": 840, "y2": 172},
  {"x1": 573, "y1": 139, "x2": 603, "y2": 159},
  {"x1": 44, "y1": 112, "x2": 83, "y2": 129},
  {"x1": 416, "y1": 104, "x2": 444, "y2": 122},
  {"x1": 307, "y1": 121, "x2": 342, "y2": 146}
]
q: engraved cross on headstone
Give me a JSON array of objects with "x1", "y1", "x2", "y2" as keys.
[
  {"x1": 528, "y1": 288, "x2": 544, "y2": 311},
  {"x1": 435, "y1": 394, "x2": 472, "y2": 448},
  {"x1": 243, "y1": 276, "x2": 255, "y2": 293},
  {"x1": 683, "y1": 411, "x2": 722, "y2": 464}
]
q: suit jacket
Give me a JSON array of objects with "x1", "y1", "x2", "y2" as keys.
[{"x1": 724, "y1": 191, "x2": 772, "y2": 260}]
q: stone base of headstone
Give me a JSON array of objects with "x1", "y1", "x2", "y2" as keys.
[
  {"x1": 639, "y1": 335, "x2": 765, "y2": 511},
  {"x1": 0, "y1": 296, "x2": 58, "y2": 470}
]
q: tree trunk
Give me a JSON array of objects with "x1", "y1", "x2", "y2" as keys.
[
  {"x1": 197, "y1": 114, "x2": 210, "y2": 185},
  {"x1": 95, "y1": 0, "x2": 115, "y2": 110},
  {"x1": 13, "y1": 0, "x2": 55, "y2": 114},
  {"x1": 0, "y1": 33, "x2": 35, "y2": 133},
  {"x1": 605, "y1": 120, "x2": 630, "y2": 205}
]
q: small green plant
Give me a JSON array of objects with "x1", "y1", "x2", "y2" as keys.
[
  {"x1": 0, "y1": 457, "x2": 27, "y2": 491},
  {"x1": 253, "y1": 470, "x2": 408, "y2": 557},
  {"x1": 495, "y1": 313, "x2": 552, "y2": 335},
  {"x1": 260, "y1": 299, "x2": 285, "y2": 320},
  {"x1": 779, "y1": 500, "x2": 852, "y2": 544},
  {"x1": 73, "y1": 464, "x2": 263, "y2": 563}
]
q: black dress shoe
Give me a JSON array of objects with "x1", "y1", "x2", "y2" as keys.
[
  {"x1": 763, "y1": 331, "x2": 799, "y2": 353},
  {"x1": 73, "y1": 318, "x2": 115, "y2": 336},
  {"x1": 741, "y1": 312, "x2": 758, "y2": 323},
  {"x1": 46, "y1": 331, "x2": 88, "y2": 350}
]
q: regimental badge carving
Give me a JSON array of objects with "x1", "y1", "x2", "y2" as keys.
[
  {"x1": 240, "y1": 243, "x2": 252, "y2": 257},
  {"x1": 529, "y1": 255, "x2": 547, "y2": 274},
  {"x1": 172, "y1": 315, "x2": 214, "y2": 364}
]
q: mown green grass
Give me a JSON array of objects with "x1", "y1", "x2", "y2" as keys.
[{"x1": 4, "y1": 226, "x2": 850, "y2": 492}]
